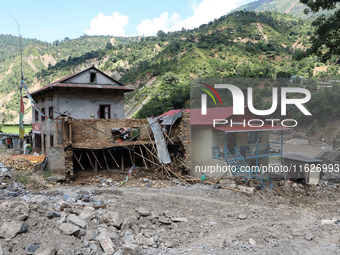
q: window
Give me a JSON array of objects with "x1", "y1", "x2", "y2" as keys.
[
  {"x1": 41, "y1": 98, "x2": 45, "y2": 103},
  {"x1": 50, "y1": 135, "x2": 54, "y2": 147},
  {"x1": 49, "y1": 107, "x2": 54, "y2": 120},
  {"x1": 35, "y1": 110, "x2": 39, "y2": 122},
  {"x1": 90, "y1": 72, "x2": 96, "y2": 83},
  {"x1": 99, "y1": 105, "x2": 110, "y2": 119},
  {"x1": 49, "y1": 95, "x2": 53, "y2": 101},
  {"x1": 248, "y1": 132, "x2": 261, "y2": 143},
  {"x1": 41, "y1": 108, "x2": 45, "y2": 121}
]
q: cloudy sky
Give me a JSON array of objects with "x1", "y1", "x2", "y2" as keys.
[{"x1": 1, "y1": 0, "x2": 253, "y2": 42}]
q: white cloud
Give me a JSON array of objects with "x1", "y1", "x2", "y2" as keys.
[
  {"x1": 137, "y1": 12, "x2": 180, "y2": 36},
  {"x1": 173, "y1": 0, "x2": 241, "y2": 30},
  {"x1": 85, "y1": 12, "x2": 129, "y2": 36},
  {"x1": 136, "y1": 0, "x2": 241, "y2": 36}
]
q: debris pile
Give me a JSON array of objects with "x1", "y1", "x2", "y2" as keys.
[
  {"x1": 0, "y1": 155, "x2": 46, "y2": 172},
  {"x1": 0, "y1": 168, "x2": 339, "y2": 254},
  {"x1": 12, "y1": 155, "x2": 46, "y2": 163},
  {"x1": 0, "y1": 156, "x2": 35, "y2": 171}
]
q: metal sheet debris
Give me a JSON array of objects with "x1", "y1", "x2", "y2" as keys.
[{"x1": 147, "y1": 118, "x2": 171, "y2": 164}]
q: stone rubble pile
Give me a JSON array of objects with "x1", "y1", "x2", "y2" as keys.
[{"x1": 0, "y1": 182, "x2": 191, "y2": 254}]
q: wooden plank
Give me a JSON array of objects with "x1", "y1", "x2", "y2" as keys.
[
  {"x1": 121, "y1": 152, "x2": 124, "y2": 171},
  {"x1": 126, "y1": 148, "x2": 161, "y2": 167},
  {"x1": 102, "y1": 150, "x2": 109, "y2": 171},
  {"x1": 86, "y1": 150, "x2": 95, "y2": 170},
  {"x1": 139, "y1": 147, "x2": 148, "y2": 169},
  {"x1": 91, "y1": 150, "x2": 103, "y2": 169},
  {"x1": 108, "y1": 149, "x2": 120, "y2": 168},
  {"x1": 73, "y1": 152, "x2": 85, "y2": 170}
]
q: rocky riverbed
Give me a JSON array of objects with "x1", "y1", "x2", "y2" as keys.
[{"x1": 0, "y1": 169, "x2": 339, "y2": 255}]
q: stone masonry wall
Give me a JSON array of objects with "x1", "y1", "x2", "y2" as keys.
[{"x1": 176, "y1": 112, "x2": 192, "y2": 171}]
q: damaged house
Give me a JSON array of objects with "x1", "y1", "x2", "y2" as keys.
[
  {"x1": 30, "y1": 67, "x2": 191, "y2": 180},
  {"x1": 160, "y1": 107, "x2": 287, "y2": 187}
]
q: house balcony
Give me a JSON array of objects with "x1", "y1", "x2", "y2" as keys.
[{"x1": 212, "y1": 142, "x2": 283, "y2": 161}]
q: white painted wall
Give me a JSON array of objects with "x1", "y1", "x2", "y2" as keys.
[{"x1": 65, "y1": 71, "x2": 120, "y2": 85}]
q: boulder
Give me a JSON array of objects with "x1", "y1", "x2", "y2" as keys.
[
  {"x1": 100, "y1": 211, "x2": 122, "y2": 229},
  {"x1": 0, "y1": 221, "x2": 28, "y2": 238},
  {"x1": 68, "y1": 214, "x2": 87, "y2": 229},
  {"x1": 59, "y1": 223, "x2": 80, "y2": 236},
  {"x1": 98, "y1": 231, "x2": 116, "y2": 254}
]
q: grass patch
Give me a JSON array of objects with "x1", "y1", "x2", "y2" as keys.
[
  {"x1": 43, "y1": 170, "x2": 51, "y2": 179},
  {"x1": 12, "y1": 170, "x2": 43, "y2": 188}
]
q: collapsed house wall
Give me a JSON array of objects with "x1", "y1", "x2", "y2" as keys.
[
  {"x1": 47, "y1": 113, "x2": 192, "y2": 180},
  {"x1": 178, "y1": 112, "x2": 191, "y2": 170},
  {"x1": 70, "y1": 118, "x2": 150, "y2": 145}
]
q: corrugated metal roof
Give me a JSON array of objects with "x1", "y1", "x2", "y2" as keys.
[{"x1": 159, "y1": 107, "x2": 237, "y2": 126}]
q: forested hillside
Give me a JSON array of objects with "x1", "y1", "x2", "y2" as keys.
[
  {"x1": 235, "y1": 0, "x2": 333, "y2": 18},
  {"x1": 0, "y1": 11, "x2": 339, "y2": 125}
]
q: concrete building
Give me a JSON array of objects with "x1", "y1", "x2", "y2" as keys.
[
  {"x1": 30, "y1": 66, "x2": 133, "y2": 154},
  {"x1": 160, "y1": 107, "x2": 287, "y2": 187}
]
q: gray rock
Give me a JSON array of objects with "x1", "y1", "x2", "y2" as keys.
[
  {"x1": 136, "y1": 234, "x2": 155, "y2": 246},
  {"x1": 84, "y1": 230, "x2": 96, "y2": 241},
  {"x1": 16, "y1": 214, "x2": 29, "y2": 221},
  {"x1": 122, "y1": 232, "x2": 136, "y2": 244},
  {"x1": 122, "y1": 242, "x2": 138, "y2": 254},
  {"x1": 172, "y1": 217, "x2": 188, "y2": 223},
  {"x1": 47, "y1": 211, "x2": 60, "y2": 219},
  {"x1": 249, "y1": 238, "x2": 257, "y2": 246},
  {"x1": 59, "y1": 223, "x2": 80, "y2": 236},
  {"x1": 0, "y1": 221, "x2": 28, "y2": 238},
  {"x1": 0, "y1": 244, "x2": 3, "y2": 255},
  {"x1": 77, "y1": 229, "x2": 87, "y2": 238},
  {"x1": 159, "y1": 216, "x2": 171, "y2": 225},
  {"x1": 62, "y1": 191, "x2": 80, "y2": 201},
  {"x1": 56, "y1": 250, "x2": 65, "y2": 255},
  {"x1": 136, "y1": 208, "x2": 151, "y2": 217},
  {"x1": 164, "y1": 241, "x2": 174, "y2": 248},
  {"x1": 25, "y1": 243, "x2": 40, "y2": 252},
  {"x1": 4, "y1": 191, "x2": 18, "y2": 197},
  {"x1": 98, "y1": 231, "x2": 116, "y2": 254},
  {"x1": 79, "y1": 206, "x2": 95, "y2": 221},
  {"x1": 68, "y1": 214, "x2": 87, "y2": 229},
  {"x1": 35, "y1": 247, "x2": 57, "y2": 255},
  {"x1": 237, "y1": 214, "x2": 247, "y2": 220},
  {"x1": 142, "y1": 178, "x2": 149, "y2": 183},
  {"x1": 47, "y1": 175, "x2": 66, "y2": 182},
  {"x1": 305, "y1": 233, "x2": 314, "y2": 241},
  {"x1": 101, "y1": 211, "x2": 122, "y2": 229}
]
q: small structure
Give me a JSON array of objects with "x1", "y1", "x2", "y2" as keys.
[
  {"x1": 30, "y1": 66, "x2": 134, "y2": 154},
  {"x1": 0, "y1": 124, "x2": 32, "y2": 149},
  {"x1": 282, "y1": 154, "x2": 323, "y2": 185}
]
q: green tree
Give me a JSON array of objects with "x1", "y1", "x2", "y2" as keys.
[
  {"x1": 300, "y1": 0, "x2": 340, "y2": 62},
  {"x1": 105, "y1": 42, "x2": 114, "y2": 50},
  {"x1": 157, "y1": 30, "x2": 166, "y2": 41}
]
